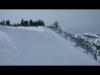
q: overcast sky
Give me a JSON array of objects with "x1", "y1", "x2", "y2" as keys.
[{"x1": 0, "y1": 10, "x2": 100, "y2": 33}]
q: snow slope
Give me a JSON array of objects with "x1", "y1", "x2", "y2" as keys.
[{"x1": 0, "y1": 25, "x2": 99, "y2": 65}]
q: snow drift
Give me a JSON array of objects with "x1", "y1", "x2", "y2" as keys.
[{"x1": 0, "y1": 25, "x2": 99, "y2": 65}]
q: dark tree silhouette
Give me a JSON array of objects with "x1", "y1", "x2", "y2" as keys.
[
  {"x1": 39, "y1": 19, "x2": 45, "y2": 26},
  {"x1": 0, "y1": 20, "x2": 5, "y2": 25},
  {"x1": 32, "y1": 21, "x2": 35, "y2": 26},
  {"x1": 53, "y1": 21, "x2": 59, "y2": 28},
  {"x1": 34, "y1": 21, "x2": 38, "y2": 27},
  {"x1": 21, "y1": 19, "x2": 29, "y2": 26},
  {"x1": 21, "y1": 19, "x2": 24, "y2": 25},
  {"x1": 24, "y1": 21, "x2": 28, "y2": 26},
  {"x1": 2, "y1": 20, "x2": 5, "y2": 25},
  {"x1": 29, "y1": 19, "x2": 33, "y2": 26},
  {"x1": 93, "y1": 50, "x2": 97, "y2": 60},
  {"x1": 0, "y1": 19, "x2": 45, "y2": 27},
  {"x1": 0, "y1": 21, "x2": 3, "y2": 25},
  {"x1": 6, "y1": 20, "x2": 10, "y2": 26}
]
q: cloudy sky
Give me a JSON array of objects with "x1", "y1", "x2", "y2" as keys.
[{"x1": 0, "y1": 10, "x2": 100, "y2": 33}]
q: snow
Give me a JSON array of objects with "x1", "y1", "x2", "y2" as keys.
[
  {"x1": 15, "y1": 26, "x2": 45, "y2": 31},
  {"x1": 84, "y1": 33, "x2": 100, "y2": 38},
  {"x1": 0, "y1": 25, "x2": 99, "y2": 65}
]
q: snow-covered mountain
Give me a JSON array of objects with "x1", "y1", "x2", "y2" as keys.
[{"x1": 0, "y1": 25, "x2": 100, "y2": 65}]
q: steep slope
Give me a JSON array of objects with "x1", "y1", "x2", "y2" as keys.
[{"x1": 0, "y1": 26, "x2": 99, "y2": 65}]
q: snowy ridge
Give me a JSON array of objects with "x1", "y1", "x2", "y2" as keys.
[
  {"x1": 0, "y1": 25, "x2": 99, "y2": 65},
  {"x1": 47, "y1": 25, "x2": 100, "y2": 62},
  {"x1": 66, "y1": 32, "x2": 100, "y2": 61}
]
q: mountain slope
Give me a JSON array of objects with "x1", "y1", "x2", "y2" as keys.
[{"x1": 0, "y1": 26, "x2": 99, "y2": 65}]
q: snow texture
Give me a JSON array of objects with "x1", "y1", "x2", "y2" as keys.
[{"x1": 0, "y1": 25, "x2": 99, "y2": 65}]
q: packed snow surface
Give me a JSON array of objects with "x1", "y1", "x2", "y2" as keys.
[{"x1": 0, "y1": 25, "x2": 99, "y2": 65}]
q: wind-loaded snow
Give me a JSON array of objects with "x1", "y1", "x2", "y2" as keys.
[{"x1": 0, "y1": 25, "x2": 99, "y2": 65}]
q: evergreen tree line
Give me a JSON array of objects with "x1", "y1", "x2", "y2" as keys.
[
  {"x1": 0, "y1": 20, "x2": 10, "y2": 26},
  {"x1": 0, "y1": 19, "x2": 45, "y2": 27}
]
